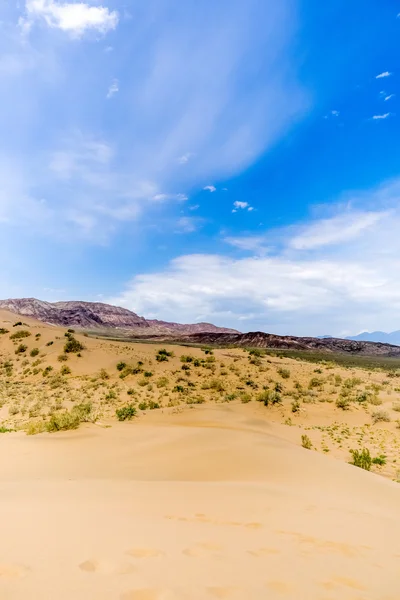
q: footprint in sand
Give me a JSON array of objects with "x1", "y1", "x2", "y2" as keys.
[
  {"x1": 206, "y1": 587, "x2": 240, "y2": 598},
  {"x1": 0, "y1": 564, "x2": 30, "y2": 580},
  {"x1": 120, "y1": 589, "x2": 175, "y2": 600},
  {"x1": 247, "y1": 548, "x2": 280, "y2": 557},
  {"x1": 79, "y1": 559, "x2": 136, "y2": 575},
  {"x1": 126, "y1": 548, "x2": 164, "y2": 559},
  {"x1": 182, "y1": 542, "x2": 223, "y2": 558}
]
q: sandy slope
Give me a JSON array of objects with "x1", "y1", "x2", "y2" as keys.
[{"x1": 0, "y1": 404, "x2": 399, "y2": 600}]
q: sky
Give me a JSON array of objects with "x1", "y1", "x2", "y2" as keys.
[{"x1": 1, "y1": 0, "x2": 400, "y2": 336}]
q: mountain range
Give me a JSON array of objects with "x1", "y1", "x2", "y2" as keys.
[{"x1": 0, "y1": 298, "x2": 239, "y2": 336}]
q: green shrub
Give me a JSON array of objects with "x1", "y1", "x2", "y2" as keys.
[
  {"x1": 144, "y1": 371, "x2": 153, "y2": 378},
  {"x1": 336, "y1": 396, "x2": 351, "y2": 410},
  {"x1": 30, "y1": 348, "x2": 39, "y2": 357},
  {"x1": 67, "y1": 328, "x2": 75, "y2": 333},
  {"x1": 13, "y1": 321, "x2": 23, "y2": 327},
  {"x1": 42, "y1": 365, "x2": 53, "y2": 377},
  {"x1": 291, "y1": 400, "x2": 300, "y2": 413},
  {"x1": 46, "y1": 411, "x2": 80, "y2": 432},
  {"x1": 46, "y1": 341, "x2": 54, "y2": 346},
  {"x1": 57, "y1": 354, "x2": 68, "y2": 362},
  {"x1": 64, "y1": 336, "x2": 84, "y2": 353},
  {"x1": 349, "y1": 448, "x2": 371, "y2": 471},
  {"x1": 116, "y1": 404, "x2": 137, "y2": 421},
  {"x1": 10, "y1": 330, "x2": 31, "y2": 340},
  {"x1": 0, "y1": 328, "x2": 9, "y2": 335},
  {"x1": 116, "y1": 361, "x2": 127, "y2": 371},
  {"x1": 372, "y1": 454, "x2": 387, "y2": 466},
  {"x1": 156, "y1": 349, "x2": 174, "y2": 362},
  {"x1": 156, "y1": 377, "x2": 169, "y2": 388},
  {"x1": 148, "y1": 400, "x2": 160, "y2": 410},
  {"x1": 301, "y1": 434, "x2": 312, "y2": 449},
  {"x1": 209, "y1": 378, "x2": 225, "y2": 392},
  {"x1": 15, "y1": 344, "x2": 27, "y2": 354},
  {"x1": 392, "y1": 402, "x2": 400, "y2": 412},
  {"x1": 277, "y1": 367, "x2": 291, "y2": 379},
  {"x1": 180, "y1": 355, "x2": 194, "y2": 363},
  {"x1": 138, "y1": 401, "x2": 148, "y2": 410},
  {"x1": 60, "y1": 365, "x2": 71, "y2": 375},
  {"x1": 257, "y1": 390, "x2": 281, "y2": 406},
  {"x1": 99, "y1": 368, "x2": 109, "y2": 380}
]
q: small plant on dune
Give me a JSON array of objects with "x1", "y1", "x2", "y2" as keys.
[
  {"x1": 291, "y1": 400, "x2": 300, "y2": 413},
  {"x1": 46, "y1": 410, "x2": 80, "y2": 432},
  {"x1": 301, "y1": 434, "x2": 312, "y2": 450},
  {"x1": 144, "y1": 371, "x2": 153, "y2": 378},
  {"x1": 13, "y1": 321, "x2": 23, "y2": 327},
  {"x1": 180, "y1": 355, "x2": 193, "y2": 363},
  {"x1": 116, "y1": 361, "x2": 127, "y2": 371},
  {"x1": 99, "y1": 368, "x2": 109, "y2": 380},
  {"x1": 60, "y1": 365, "x2": 71, "y2": 375},
  {"x1": 127, "y1": 388, "x2": 136, "y2": 396},
  {"x1": 57, "y1": 353, "x2": 68, "y2": 362},
  {"x1": 277, "y1": 367, "x2": 291, "y2": 379},
  {"x1": 116, "y1": 404, "x2": 137, "y2": 421},
  {"x1": 138, "y1": 401, "x2": 148, "y2": 410},
  {"x1": 0, "y1": 328, "x2": 9, "y2": 335},
  {"x1": 257, "y1": 390, "x2": 281, "y2": 406},
  {"x1": 15, "y1": 344, "x2": 27, "y2": 354},
  {"x1": 392, "y1": 402, "x2": 400, "y2": 412},
  {"x1": 201, "y1": 348, "x2": 213, "y2": 355},
  {"x1": 64, "y1": 336, "x2": 84, "y2": 354},
  {"x1": 156, "y1": 376, "x2": 169, "y2": 388},
  {"x1": 156, "y1": 348, "x2": 174, "y2": 362},
  {"x1": 10, "y1": 330, "x2": 31, "y2": 340},
  {"x1": 349, "y1": 448, "x2": 372, "y2": 471},
  {"x1": 42, "y1": 365, "x2": 53, "y2": 377},
  {"x1": 209, "y1": 378, "x2": 225, "y2": 393},
  {"x1": 46, "y1": 341, "x2": 54, "y2": 346},
  {"x1": 372, "y1": 454, "x2": 387, "y2": 466},
  {"x1": 148, "y1": 400, "x2": 160, "y2": 410},
  {"x1": 30, "y1": 348, "x2": 39, "y2": 357},
  {"x1": 67, "y1": 328, "x2": 75, "y2": 334},
  {"x1": 336, "y1": 396, "x2": 351, "y2": 410},
  {"x1": 372, "y1": 409, "x2": 391, "y2": 424}
]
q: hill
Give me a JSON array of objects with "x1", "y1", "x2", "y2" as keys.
[
  {"x1": 347, "y1": 330, "x2": 400, "y2": 346},
  {"x1": 0, "y1": 298, "x2": 239, "y2": 335}
]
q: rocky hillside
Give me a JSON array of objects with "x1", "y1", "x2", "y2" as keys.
[
  {"x1": 0, "y1": 298, "x2": 239, "y2": 335},
  {"x1": 179, "y1": 331, "x2": 400, "y2": 356}
]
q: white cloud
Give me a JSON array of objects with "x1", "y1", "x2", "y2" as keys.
[
  {"x1": 178, "y1": 153, "x2": 192, "y2": 165},
  {"x1": 107, "y1": 79, "x2": 119, "y2": 99},
  {"x1": 203, "y1": 185, "x2": 216, "y2": 192},
  {"x1": 232, "y1": 200, "x2": 254, "y2": 212},
  {"x1": 385, "y1": 94, "x2": 395, "y2": 101},
  {"x1": 376, "y1": 71, "x2": 391, "y2": 79},
  {"x1": 174, "y1": 216, "x2": 201, "y2": 233},
  {"x1": 152, "y1": 193, "x2": 188, "y2": 202},
  {"x1": 112, "y1": 180, "x2": 400, "y2": 335},
  {"x1": 324, "y1": 110, "x2": 339, "y2": 119},
  {"x1": 289, "y1": 210, "x2": 387, "y2": 250},
  {"x1": 21, "y1": 0, "x2": 119, "y2": 37},
  {"x1": 371, "y1": 113, "x2": 391, "y2": 120}
]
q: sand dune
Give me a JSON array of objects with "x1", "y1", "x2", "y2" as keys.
[{"x1": 0, "y1": 404, "x2": 399, "y2": 599}]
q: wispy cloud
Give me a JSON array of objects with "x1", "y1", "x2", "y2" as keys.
[
  {"x1": 20, "y1": 0, "x2": 119, "y2": 37},
  {"x1": 324, "y1": 110, "x2": 339, "y2": 119},
  {"x1": 384, "y1": 94, "x2": 395, "y2": 101},
  {"x1": 371, "y1": 113, "x2": 391, "y2": 120},
  {"x1": 376, "y1": 71, "x2": 391, "y2": 79},
  {"x1": 178, "y1": 153, "x2": 193, "y2": 165},
  {"x1": 203, "y1": 185, "x2": 216, "y2": 192},
  {"x1": 174, "y1": 216, "x2": 201, "y2": 233},
  {"x1": 107, "y1": 79, "x2": 119, "y2": 99}
]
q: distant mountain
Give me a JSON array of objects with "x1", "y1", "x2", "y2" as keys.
[
  {"x1": 0, "y1": 298, "x2": 239, "y2": 336},
  {"x1": 346, "y1": 331, "x2": 400, "y2": 346}
]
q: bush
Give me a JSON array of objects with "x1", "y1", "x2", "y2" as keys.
[
  {"x1": 116, "y1": 404, "x2": 137, "y2": 421},
  {"x1": 336, "y1": 396, "x2": 351, "y2": 410},
  {"x1": 156, "y1": 377, "x2": 169, "y2": 388},
  {"x1": 138, "y1": 401, "x2": 148, "y2": 410},
  {"x1": 15, "y1": 344, "x2": 27, "y2": 354},
  {"x1": 209, "y1": 378, "x2": 225, "y2": 393},
  {"x1": 349, "y1": 448, "x2": 371, "y2": 471},
  {"x1": 10, "y1": 330, "x2": 31, "y2": 340},
  {"x1": 257, "y1": 390, "x2": 281, "y2": 406},
  {"x1": 392, "y1": 402, "x2": 400, "y2": 412},
  {"x1": 156, "y1": 349, "x2": 174, "y2": 362},
  {"x1": 116, "y1": 361, "x2": 127, "y2": 371},
  {"x1": 301, "y1": 434, "x2": 312, "y2": 449},
  {"x1": 277, "y1": 367, "x2": 291, "y2": 379},
  {"x1": 57, "y1": 354, "x2": 68, "y2": 362},
  {"x1": 42, "y1": 365, "x2": 53, "y2": 377},
  {"x1": 46, "y1": 341, "x2": 54, "y2": 346},
  {"x1": 144, "y1": 371, "x2": 153, "y2": 378},
  {"x1": 64, "y1": 337, "x2": 84, "y2": 353},
  {"x1": 0, "y1": 328, "x2": 9, "y2": 335},
  {"x1": 60, "y1": 365, "x2": 71, "y2": 375},
  {"x1": 372, "y1": 410, "x2": 391, "y2": 424},
  {"x1": 372, "y1": 454, "x2": 387, "y2": 466},
  {"x1": 180, "y1": 355, "x2": 194, "y2": 363},
  {"x1": 99, "y1": 368, "x2": 109, "y2": 380},
  {"x1": 148, "y1": 400, "x2": 160, "y2": 410},
  {"x1": 30, "y1": 348, "x2": 39, "y2": 357},
  {"x1": 67, "y1": 328, "x2": 75, "y2": 333},
  {"x1": 291, "y1": 400, "x2": 300, "y2": 413},
  {"x1": 13, "y1": 321, "x2": 23, "y2": 327},
  {"x1": 46, "y1": 411, "x2": 80, "y2": 432}
]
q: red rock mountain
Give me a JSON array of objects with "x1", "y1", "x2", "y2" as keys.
[{"x1": 0, "y1": 298, "x2": 239, "y2": 335}]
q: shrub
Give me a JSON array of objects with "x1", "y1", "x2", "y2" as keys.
[
  {"x1": 148, "y1": 400, "x2": 160, "y2": 410},
  {"x1": 291, "y1": 400, "x2": 300, "y2": 413},
  {"x1": 349, "y1": 448, "x2": 371, "y2": 471},
  {"x1": 274, "y1": 382, "x2": 283, "y2": 393},
  {"x1": 308, "y1": 377, "x2": 324, "y2": 389},
  {"x1": 156, "y1": 349, "x2": 174, "y2": 362},
  {"x1": 15, "y1": 344, "x2": 27, "y2": 354},
  {"x1": 336, "y1": 396, "x2": 351, "y2": 410},
  {"x1": 372, "y1": 454, "x2": 387, "y2": 466},
  {"x1": 180, "y1": 355, "x2": 194, "y2": 363},
  {"x1": 60, "y1": 365, "x2": 71, "y2": 375},
  {"x1": 42, "y1": 365, "x2": 53, "y2": 377},
  {"x1": 209, "y1": 378, "x2": 225, "y2": 393},
  {"x1": 67, "y1": 328, "x2": 75, "y2": 333},
  {"x1": 372, "y1": 409, "x2": 391, "y2": 424},
  {"x1": 64, "y1": 337, "x2": 84, "y2": 353},
  {"x1": 127, "y1": 388, "x2": 136, "y2": 396},
  {"x1": 25, "y1": 421, "x2": 47, "y2": 435},
  {"x1": 57, "y1": 354, "x2": 68, "y2": 362},
  {"x1": 392, "y1": 402, "x2": 400, "y2": 412},
  {"x1": 99, "y1": 368, "x2": 109, "y2": 380},
  {"x1": 301, "y1": 434, "x2": 312, "y2": 449},
  {"x1": 156, "y1": 377, "x2": 169, "y2": 388},
  {"x1": 144, "y1": 371, "x2": 153, "y2": 378},
  {"x1": 0, "y1": 328, "x2": 9, "y2": 335},
  {"x1": 10, "y1": 330, "x2": 31, "y2": 340},
  {"x1": 13, "y1": 321, "x2": 23, "y2": 327},
  {"x1": 277, "y1": 367, "x2": 291, "y2": 379},
  {"x1": 30, "y1": 348, "x2": 39, "y2": 357},
  {"x1": 116, "y1": 361, "x2": 127, "y2": 371},
  {"x1": 46, "y1": 411, "x2": 80, "y2": 432},
  {"x1": 138, "y1": 401, "x2": 148, "y2": 410},
  {"x1": 116, "y1": 404, "x2": 137, "y2": 421},
  {"x1": 201, "y1": 348, "x2": 213, "y2": 355},
  {"x1": 257, "y1": 390, "x2": 281, "y2": 406},
  {"x1": 46, "y1": 341, "x2": 54, "y2": 346}
]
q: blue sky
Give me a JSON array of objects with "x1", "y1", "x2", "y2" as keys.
[{"x1": 1, "y1": 0, "x2": 400, "y2": 336}]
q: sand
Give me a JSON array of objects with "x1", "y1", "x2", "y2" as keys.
[{"x1": 0, "y1": 403, "x2": 399, "y2": 599}]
